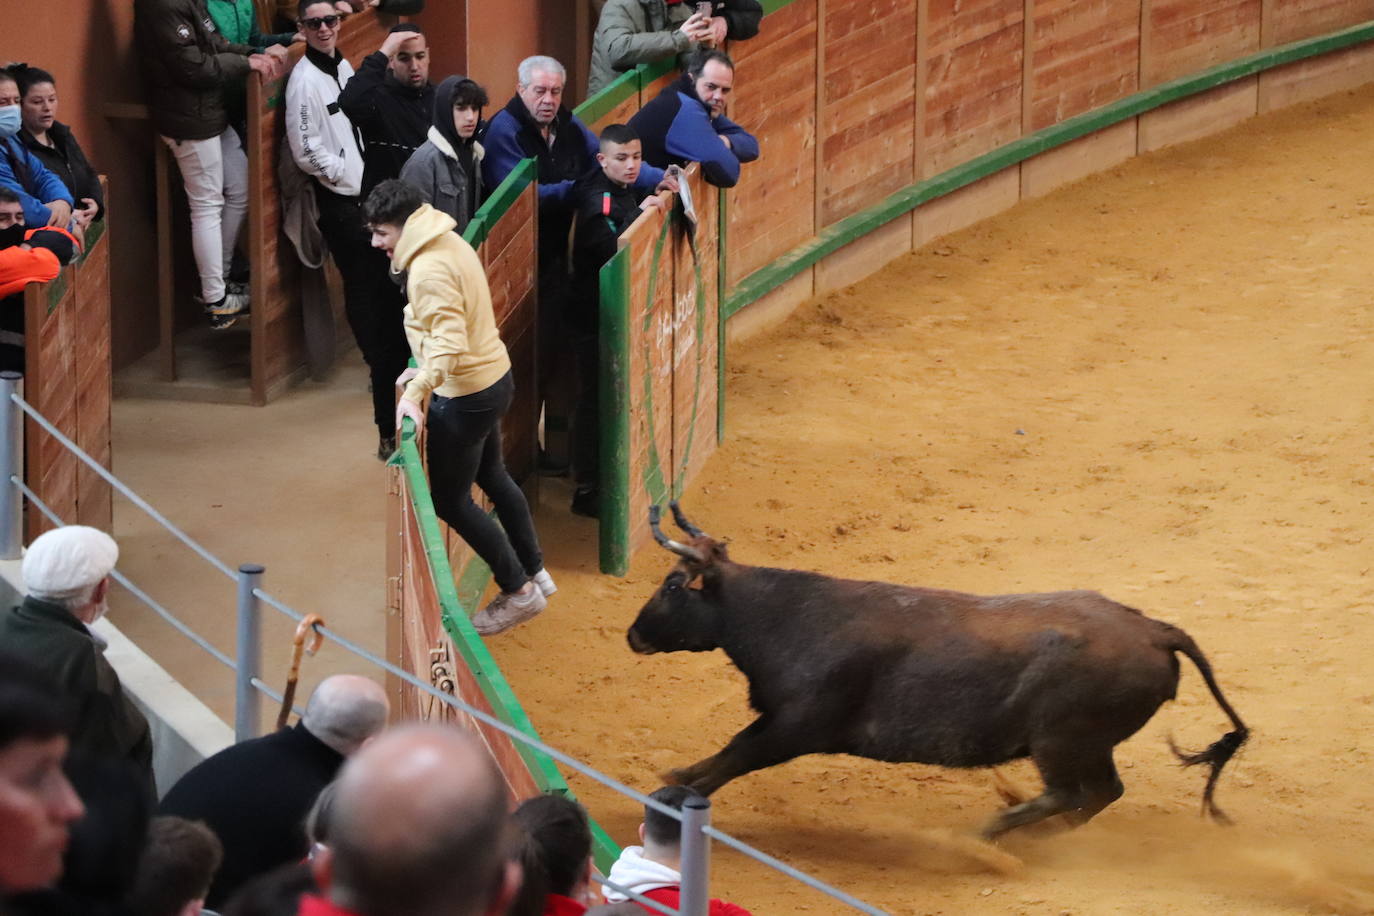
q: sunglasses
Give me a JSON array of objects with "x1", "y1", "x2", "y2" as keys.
[{"x1": 301, "y1": 14, "x2": 342, "y2": 30}]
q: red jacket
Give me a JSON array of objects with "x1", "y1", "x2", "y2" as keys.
[
  {"x1": 544, "y1": 893, "x2": 587, "y2": 916},
  {"x1": 296, "y1": 895, "x2": 363, "y2": 916},
  {"x1": 633, "y1": 887, "x2": 753, "y2": 916}
]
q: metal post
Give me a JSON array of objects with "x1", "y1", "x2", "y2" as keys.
[
  {"x1": 677, "y1": 794, "x2": 711, "y2": 916},
  {"x1": 0, "y1": 372, "x2": 23, "y2": 560},
  {"x1": 235, "y1": 563, "x2": 264, "y2": 742}
]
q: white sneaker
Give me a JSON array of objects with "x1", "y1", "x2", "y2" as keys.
[
  {"x1": 471, "y1": 583, "x2": 547, "y2": 636},
  {"x1": 531, "y1": 568, "x2": 557, "y2": 597}
]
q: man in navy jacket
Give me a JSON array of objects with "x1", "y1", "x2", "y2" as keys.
[
  {"x1": 629, "y1": 49, "x2": 758, "y2": 188},
  {"x1": 482, "y1": 55, "x2": 666, "y2": 470}
]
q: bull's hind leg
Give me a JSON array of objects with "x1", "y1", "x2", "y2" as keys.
[
  {"x1": 666, "y1": 715, "x2": 815, "y2": 796},
  {"x1": 980, "y1": 745, "x2": 1124, "y2": 839}
]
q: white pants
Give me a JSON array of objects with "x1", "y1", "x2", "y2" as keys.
[{"x1": 162, "y1": 127, "x2": 248, "y2": 304}]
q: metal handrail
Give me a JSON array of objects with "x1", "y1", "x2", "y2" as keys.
[{"x1": 0, "y1": 387, "x2": 888, "y2": 916}]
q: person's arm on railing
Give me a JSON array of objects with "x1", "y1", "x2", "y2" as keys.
[
  {"x1": 399, "y1": 275, "x2": 469, "y2": 407},
  {"x1": 663, "y1": 103, "x2": 743, "y2": 188},
  {"x1": 1, "y1": 139, "x2": 74, "y2": 227},
  {"x1": 713, "y1": 114, "x2": 758, "y2": 162}
]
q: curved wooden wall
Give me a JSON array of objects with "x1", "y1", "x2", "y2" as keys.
[{"x1": 578, "y1": 1, "x2": 1374, "y2": 336}]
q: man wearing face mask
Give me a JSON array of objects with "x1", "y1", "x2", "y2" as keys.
[
  {"x1": 0, "y1": 526, "x2": 154, "y2": 793},
  {"x1": 0, "y1": 68, "x2": 75, "y2": 231}
]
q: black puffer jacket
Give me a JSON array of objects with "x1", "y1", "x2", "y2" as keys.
[{"x1": 134, "y1": 0, "x2": 253, "y2": 141}]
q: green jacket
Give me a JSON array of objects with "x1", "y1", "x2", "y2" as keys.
[
  {"x1": 206, "y1": 0, "x2": 295, "y2": 52},
  {"x1": 587, "y1": 0, "x2": 764, "y2": 96},
  {"x1": 0, "y1": 597, "x2": 153, "y2": 784}
]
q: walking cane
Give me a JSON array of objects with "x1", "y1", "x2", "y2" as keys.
[{"x1": 277, "y1": 614, "x2": 325, "y2": 730}]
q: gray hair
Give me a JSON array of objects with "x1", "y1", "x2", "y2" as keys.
[
  {"x1": 301, "y1": 675, "x2": 390, "y2": 756},
  {"x1": 517, "y1": 55, "x2": 565, "y2": 87}
]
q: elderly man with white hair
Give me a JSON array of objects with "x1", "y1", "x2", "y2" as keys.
[
  {"x1": 0, "y1": 525, "x2": 153, "y2": 785},
  {"x1": 481, "y1": 55, "x2": 669, "y2": 477}
]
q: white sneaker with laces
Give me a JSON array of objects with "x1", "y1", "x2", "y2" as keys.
[
  {"x1": 471, "y1": 583, "x2": 547, "y2": 636},
  {"x1": 531, "y1": 569, "x2": 557, "y2": 598}
]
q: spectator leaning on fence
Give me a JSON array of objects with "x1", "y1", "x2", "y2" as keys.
[
  {"x1": 134, "y1": 0, "x2": 285, "y2": 330},
  {"x1": 364, "y1": 178, "x2": 555, "y2": 636},
  {"x1": 587, "y1": 0, "x2": 763, "y2": 96},
  {"x1": 0, "y1": 69, "x2": 74, "y2": 232},
  {"x1": 399, "y1": 75, "x2": 488, "y2": 235},
  {"x1": 338, "y1": 24, "x2": 434, "y2": 197},
  {"x1": 483, "y1": 55, "x2": 665, "y2": 472},
  {"x1": 628, "y1": 49, "x2": 757, "y2": 188},
  {"x1": 566, "y1": 124, "x2": 672, "y2": 519},
  {"x1": 0, "y1": 527, "x2": 154, "y2": 793},
  {"x1": 287, "y1": 0, "x2": 414, "y2": 461},
  {"x1": 296, "y1": 724, "x2": 519, "y2": 916},
  {"x1": 158, "y1": 675, "x2": 389, "y2": 910},
  {"x1": 602, "y1": 786, "x2": 753, "y2": 916},
  {"x1": 11, "y1": 65, "x2": 103, "y2": 229},
  {"x1": 0, "y1": 222, "x2": 81, "y2": 373}
]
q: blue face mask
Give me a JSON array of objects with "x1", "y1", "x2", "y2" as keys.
[{"x1": 0, "y1": 105, "x2": 20, "y2": 138}]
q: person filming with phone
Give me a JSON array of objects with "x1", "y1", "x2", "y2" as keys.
[{"x1": 588, "y1": 0, "x2": 762, "y2": 96}]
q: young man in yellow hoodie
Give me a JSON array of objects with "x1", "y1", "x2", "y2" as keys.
[{"x1": 363, "y1": 178, "x2": 553, "y2": 635}]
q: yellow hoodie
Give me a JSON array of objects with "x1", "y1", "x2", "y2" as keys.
[{"x1": 393, "y1": 204, "x2": 511, "y2": 403}]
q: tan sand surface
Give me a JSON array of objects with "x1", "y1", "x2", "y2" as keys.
[{"x1": 491, "y1": 87, "x2": 1374, "y2": 914}]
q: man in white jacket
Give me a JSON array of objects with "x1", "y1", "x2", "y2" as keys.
[
  {"x1": 601, "y1": 786, "x2": 753, "y2": 915},
  {"x1": 286, "y1": 0, "x2": 412, "y2": 460}
]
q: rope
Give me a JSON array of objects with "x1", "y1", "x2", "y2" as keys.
[
  {"x1": 4, "y1": 401, "x2": 890, "y2": 915},
  {"x1": 10, "y1": 393, "x2": 238, "y2": 580}
]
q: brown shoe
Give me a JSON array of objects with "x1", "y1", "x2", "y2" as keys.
[{"x1": 471, "y1": 583, "x2": 547, "y2": 636}]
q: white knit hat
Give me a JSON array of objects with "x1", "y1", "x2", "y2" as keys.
[{"x1": 22, "y1": 526, "x2": 119, "y2": 600}]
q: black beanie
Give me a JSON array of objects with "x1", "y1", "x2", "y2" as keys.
[{"x1": 25, "y1": 229, "x2": 76, "y2": 265}]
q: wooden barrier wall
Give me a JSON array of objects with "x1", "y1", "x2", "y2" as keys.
[
  {"x1": 580, "y1": 0, "x2": 1374, "y2": 337},
  {"x1": 599, "y1": 165, "x2": 720, "y2": 573},
  {"x1": 246, "y1": 10, "x2": 398, "y2": 405},
  {"x1": 22, "y1": 210, "x2": 113, "y2": 540},
  {"x1": 387, "y1": 421, "x2": 621, "y2": 869}
]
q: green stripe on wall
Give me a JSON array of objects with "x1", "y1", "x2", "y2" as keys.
[{"x1": 724, "y1": 18, "x2": 1374, "y2": 317}]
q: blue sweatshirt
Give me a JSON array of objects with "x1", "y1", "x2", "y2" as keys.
[
  {"x1": 628, "y1": 73, "x2": 759, "y2": 188},
  {"x1": 1, "y1": 136, "x2": 74, "y2": 226}
]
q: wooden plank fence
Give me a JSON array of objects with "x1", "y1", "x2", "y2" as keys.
[{"x1": 22, "y1": 202, "x2": 113, "y2": 540}]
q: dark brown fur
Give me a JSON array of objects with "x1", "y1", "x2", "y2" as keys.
[{"x1": 628, "y1": 503, "x2": 1249, "y2": 838}]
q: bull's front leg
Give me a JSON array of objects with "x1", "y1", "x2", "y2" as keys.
[{"x1": 665, "y1": 715, "x2": 813, "y2": 796}]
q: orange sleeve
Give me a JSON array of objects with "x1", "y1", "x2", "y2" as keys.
[{"x1": 0, "y1": 247, "x2": 61, "y2": 299}]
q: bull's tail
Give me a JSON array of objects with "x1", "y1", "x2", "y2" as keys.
[{"x1": 1165, "y1": 627, "x2": 1250, "y2": 825}]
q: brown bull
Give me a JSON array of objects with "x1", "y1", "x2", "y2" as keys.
[{"x1": 627, "y1": 502, "x2": 1250, "y2": 838}]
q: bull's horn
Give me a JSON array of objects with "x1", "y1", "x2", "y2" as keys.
[
  {"x1": 669, "y1": 500, "x2": 708, "y2": 539},
  {"x1": 649, "y1": 505, "x2": 705, "y2": 563}
]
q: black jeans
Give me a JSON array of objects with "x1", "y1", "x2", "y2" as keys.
[
  {"x1": 315, "y1": 187, "x2": 412, "y2": 438},
  {"x1": 427, "y1": 372, "x2": 543, "y2": 593},
  {"x1": 570, "y1": 329, "x2": 599, "y2": 489}
]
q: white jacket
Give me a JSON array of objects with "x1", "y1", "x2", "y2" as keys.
[
  {"x1": 285, "y1": 49, "x2": 364, "y2": 197},
  {"x1": 601, "y1": 846, "x2": 680, "y2": 902}
]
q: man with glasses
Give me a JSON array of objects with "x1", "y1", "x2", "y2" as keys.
[
  {"x1": 286, "y1": 0, "x2": 412, "y2": 460},
  {"x1": 134, "y1": 0, "x2": 285, "y2": 330}
]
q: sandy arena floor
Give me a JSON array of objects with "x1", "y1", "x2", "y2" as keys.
[{"x1": 489, "y1": 87, "x2": 1374, "y2": 915}]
